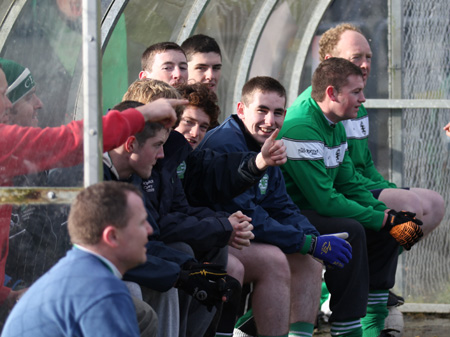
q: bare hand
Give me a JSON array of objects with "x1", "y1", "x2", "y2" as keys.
[
  {"x1": 227, "y1": 211, "x2": 254, "y2": 249},
  {"x1": 444, "y1": 122, "x2": 450, "y2": 137},
  {"x1": 256, "y1": 129, "x2": 287, "y2": 170},
  {"x1": 5, "y1": 288, "x2": 27, "y2": 309},
  {"x1": 136, "y1": 98, "x2": 189, "y2": 128}
]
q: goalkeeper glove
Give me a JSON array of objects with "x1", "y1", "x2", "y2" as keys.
[
  {"x1": 384, "y1": 210, "x2": 423, "y2": 250},
  {"x1": 176, "y1": 262, "x2": 240, "y2": 311},
  {"x1": 307, "y1": 232, "x2": 352, "y2": 269}
]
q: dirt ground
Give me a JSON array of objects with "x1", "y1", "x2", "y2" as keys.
[{"x1": 314, "y1": 313, "x2": 450, "y2": 337}]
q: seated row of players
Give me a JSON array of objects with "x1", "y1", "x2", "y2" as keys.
[{"x1": 2, "y1": 25, "x2": 445, "y2": 337}]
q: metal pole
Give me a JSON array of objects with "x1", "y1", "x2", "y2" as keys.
[{"x1": 82, "y1": 0, "x2": 102, "y2": 187}]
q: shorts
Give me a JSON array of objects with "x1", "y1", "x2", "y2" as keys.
[{"x1": 370, "y1": 187, "x2": 410, "y2": 199}]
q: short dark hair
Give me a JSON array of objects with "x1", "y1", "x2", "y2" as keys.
[
  {"x1": 181, "y1": 34, "x2": 222, "y2": 62},
  {"x1": 112, "y1": 99, "x2": 164, "y2": 147},
  {"x1": 241, "y1": 76, "x2": 286, "y2": 107},
  {"x1": 68, "y1": 181, "x2": 142, "y2": 245},
  {"x1": 176, "y1": 83, "x2": 220, "y2": 129},
  {"x1": 141, "y1": 42, "x2": 186, "y2": 71},
  {"x1": 311, "y1": 57, "x2": 363, "y2": 102},
  {"x1": 112, "y1": 100, "x2": 144, "y2": 111}
]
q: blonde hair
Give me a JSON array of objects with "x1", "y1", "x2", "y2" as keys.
[
  {"x1": 318, "y1": 23, "x2": 362, "y2": 62},
  {"x1": 123, "y1": 78, "x2": 184, "y2": 121},
  {"x1": 123, "y1": 78, "x2": 181, "y2": 103}
]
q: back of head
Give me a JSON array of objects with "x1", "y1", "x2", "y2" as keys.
[
  {"x1": 112, "y1": 98, "x2": 166, "y2": 147},
  {"x1": 123, "y1": 78, "x2": 183, "y2": 124},
  {"x1": 0, "y1": 57, "x2": 36, "y2": 106},
  {"x1": 311, "y1": 57, "x2": 363, "y2": 102},
  {"x1": 112, "y1": 100, "x2": 144, "y2": 112},
  {"x1": 121, "y1": 80, "x2": 180, "y2": 144},
  {"x1": 68, "y1": 181, "x2": 142, "y2": 246},
  {"x1": 176, "y1": 82, "x2": 220, "y2": 129},
  {"x1": 123, "y1": 78, "x2": 181, "y2": 103},
  {"x1": 141, "y1": 41, "x2": 186, "y2": 71},
  {"x1": 181, "y1": 34, "x2": 222, "y2": 62},
  {"x1": 241, "y1": 76, "x2": 286, "y2": 107},
  {"x1": 318, "y1": 23, "x2": 362, "y2": 62}
]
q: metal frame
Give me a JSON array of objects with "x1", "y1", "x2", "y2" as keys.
[
  {"x1": 82, "y1": 0, "x2": 102, "y2": 187},
  {"x1": 285, "y1": 0, "x2": 332, "y2": 106},
  {"x1": 228, "y1": 0, "x2": 278, "y2": 113},
  {"x1": 101, "y1": 0, "x2": 129, "y2": 52},
  {"x1": 0, "y1": 0, "x2": 27, "y2": 54},
  {"x1": 172, "y1": 0, "x2": 210, "y2": 44}
]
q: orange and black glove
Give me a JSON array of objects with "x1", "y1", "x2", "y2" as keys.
[{"x1": 384, "y1": 210, "x2": 423, "y2": 250}]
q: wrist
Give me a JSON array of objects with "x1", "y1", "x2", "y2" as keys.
[
  {"x1": 254, "y1": 153, "x2": 268, "y2": 171},
  {"x1": 300, "y1": 235, "x2": 315, "y2": 255}
]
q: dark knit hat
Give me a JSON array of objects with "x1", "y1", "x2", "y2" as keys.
[{"x1": 0, "y1": 58, "x2": 35, "y2": 105}]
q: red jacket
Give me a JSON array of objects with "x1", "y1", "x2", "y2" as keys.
[{"x1": 0, "y1": 108, "x2": 145, "y2": 303}]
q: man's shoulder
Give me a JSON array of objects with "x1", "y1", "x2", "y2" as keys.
[{"x1": 200, "y1": 116, "x2": 246, "y2": 152}]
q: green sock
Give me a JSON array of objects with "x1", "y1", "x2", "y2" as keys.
[
  {"x1": 235, "y1": 308, "x2": 254, "y2": 329},
  {"x1": 330, "y1": 320, "x2": 362, "y2": 337},
  {"x1": 289, "y1": 321, "x2": 314, "y2": 336},
  {"x1": 361, "y1": 290, "x2": 389, "y2": 337},
  {"x1": 320, "y1": 281, "x2": 330, "y2": 308}
]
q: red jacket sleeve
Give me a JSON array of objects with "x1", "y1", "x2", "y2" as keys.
[{"x1": 0, "y1": 108, "x2": 144, "y2": 181}]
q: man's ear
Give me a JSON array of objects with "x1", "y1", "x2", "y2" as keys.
[
  {"x1": 125, "y1": 136, "x2": 137, "y2": 153},
  {"x1": 237, "y1": 102, "x2": 245, "y2": 119},
  {"x1": 103, "y1": 225, "x2": 119, "y2": 248},
  {"x1": 324, "y1": 54, "x2": 333, "y2": 60},
  {"x1": 139, "y1": 71, "x2": 147, "y2": 79},
  {"x1": 326, "y1": 86, "x2": 338, "y2": 102}
]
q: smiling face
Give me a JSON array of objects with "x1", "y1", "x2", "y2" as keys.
[
  {"x1": 9, "y1": 87, "x2": 43, "y2": 127},
  {"x1": 329, "y1": 74, "x2": 366, "y2": 122},
  {"x1": 0, "y1": 70, "x2": 12, "y2": 123},
  {"x1": 237, "y1": 90, "x2": 286, "y2": 146},
  {"x1": 330, "y1": 30, "x2": 372, "y2": 86},
  {"x1": 141, "y1": 50, "x2": 188, "y2": 87},
  {"x1": 187, "y1": 52, "x2": 222, "y2": 92},
  {"x1": 175, "y1": 106, "x2": 211, "y2": 149},
  {"x1": 129, "y1": 128, "x2": 169, "y2": 179},
  {"x1": 115, "y1": 191, "x2": 153, "y2": 269}
]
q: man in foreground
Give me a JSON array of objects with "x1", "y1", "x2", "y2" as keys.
[{"x1": 2, "y1": 181, "x2": 153, "y2": 336}]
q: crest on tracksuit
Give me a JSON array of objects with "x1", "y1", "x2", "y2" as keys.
[
  {"x1": 259, "y1": 174, "x2": 269, "y2": 195},
  {"x1": 177, "y1": 161, "x2": 187, "y2": 179}
]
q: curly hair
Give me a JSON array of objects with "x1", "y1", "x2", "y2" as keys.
[
  {"x1": 318, "y1": 23, "x2": 362, "y2": 62},
  {"x1": 176, "y1": 82, "x2": 220, "y2": 129}
]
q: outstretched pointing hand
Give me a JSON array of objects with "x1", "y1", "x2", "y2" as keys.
[{"x1": 256, "y1": 129, "x2": 287, "y2": 170}]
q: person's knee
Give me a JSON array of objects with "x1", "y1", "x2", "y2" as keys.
[
  {"x1": 338, "y1": 218, "x2": 366, "y2": 245},
  {"x1": 424, "y1": 189, "x2": 445, "y2": 220},
  {"x1": 289, "y1": 253, "x2": 322, "y2": 278},
  {"x1": 227, "y1": 255, "x2": 244, "y2": 285},
  {"x1": 255, "y1": 246, "x2": 291, "y2": 284}
]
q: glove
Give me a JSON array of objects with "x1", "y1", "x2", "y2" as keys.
[
  {"x1": 308, "y1": 232, "x2": 352, "y2": 269},
  {"x1": 175, "y1": 262, "x2": 240, "y2": 311},
  {"x1": 384, "y1": 210, "x2": 423, "y2": 250}
]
